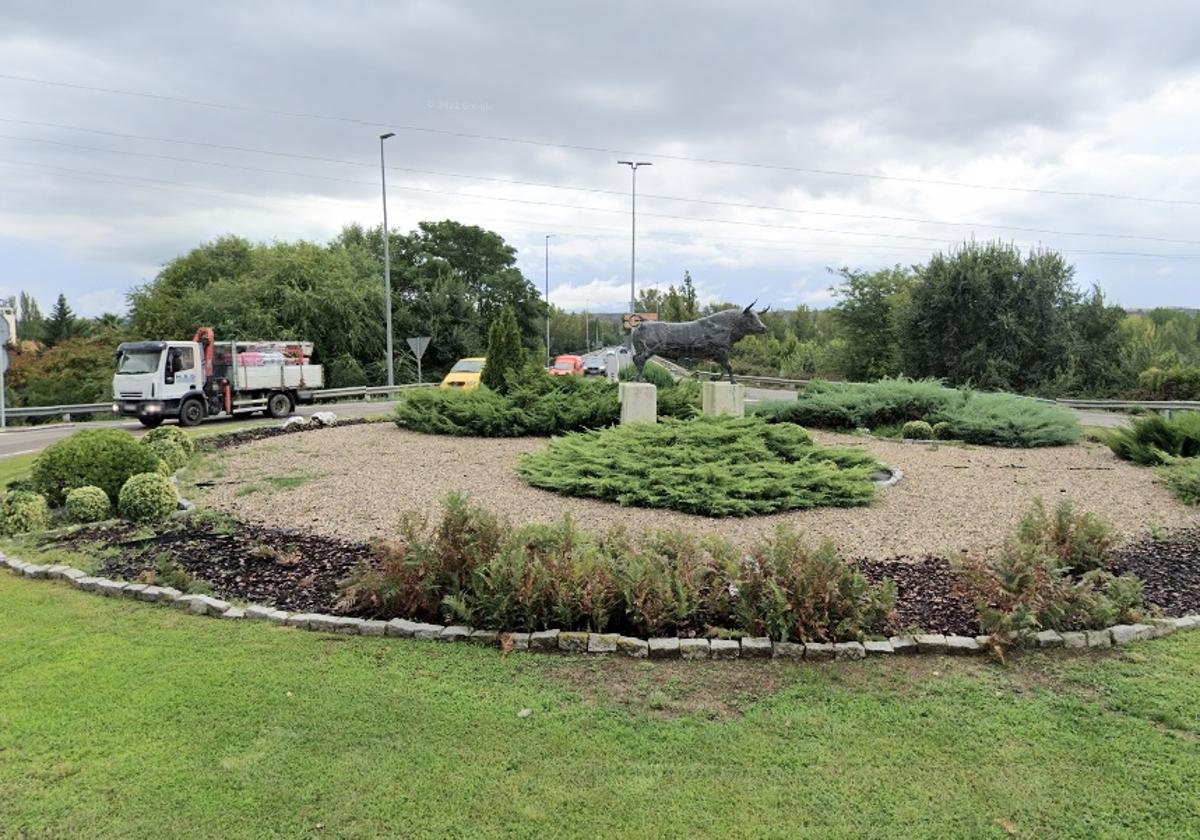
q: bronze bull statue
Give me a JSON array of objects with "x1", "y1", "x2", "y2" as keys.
[{"x1": 631, "y1": 301, "x2": 769, "y2": 383}]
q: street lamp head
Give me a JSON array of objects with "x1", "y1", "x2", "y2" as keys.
[
  {"x1": 380, "y1": 132, "x2": 395, "y2": 140},
  {"x1": 637, "y1": 161, "x2": 653, "y2": 167}
]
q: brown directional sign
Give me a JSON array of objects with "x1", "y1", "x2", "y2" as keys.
[{"x1": 623, "y1": 312, "x2": 658, "y2": 330}]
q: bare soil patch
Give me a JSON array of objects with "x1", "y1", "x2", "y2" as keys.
[{"x1": 196, "y1": 423, "x2": 1198, "y2": 559}]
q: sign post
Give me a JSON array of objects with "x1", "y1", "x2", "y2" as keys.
[
  {"x1": 406, "y1": 336, "x2": 431, "y2": 384},
  {"x1": 0, "y1": 319, "x2": 9, "y2": 430},
  {"x1": 622, "y1": 312, "x2": 658, "y2": 331}
]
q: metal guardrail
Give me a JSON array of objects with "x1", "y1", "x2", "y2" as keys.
[
  {"x1": 690, "y1": 370, "x2": 812, "y2": 389},
  {"x1": 1052, "y1": 398, "x2": 1200, "y2": 413},
  {"x1": 4, "y1": 383, "x2": 436, "y2": 421},
  {"x1": 5, "y1": 380, "x2": 1198, "y2": 421},
  {"x1": 5, "y1": 402, "x2": 113, "y2": 419}
]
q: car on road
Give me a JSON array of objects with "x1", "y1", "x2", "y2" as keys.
[
  {"x1": 548, "y1": 354, "x2": 584, "y2": 376},
  {"x1": 582, "y1": 354, "x2": 606, "y2": 375},
  {"x1": 440, "y1": 357, "x2": 486, "y2": 391}
]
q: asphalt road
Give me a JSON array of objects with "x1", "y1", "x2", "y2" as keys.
[
  {"x1": 0, "y1": 399, "x2": 393, "y2": 459},
  {"x1": 0, "y1": 389, "x2": 1129, "y2": 460}
]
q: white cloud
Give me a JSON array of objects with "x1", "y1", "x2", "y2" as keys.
[{"x1": 76, "y1": 288, "x2": 125, "y2": 316}]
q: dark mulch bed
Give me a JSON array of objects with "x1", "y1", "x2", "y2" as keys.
[
  {"x1": 196, "y1": 417, "x2": 372, "y2": 452},
  {"x1": 854, "y1": 556, "x2": 980, "y2": 637},
  {"x1": 54, "y1": 520, "x2": 371, "y2": 613},
  {"x1": 1110, "y1": 528, "x2": 1200, "y2": 617},
  {"x1": 49, "y1": 517, "x2": 984, "y2": 636}
]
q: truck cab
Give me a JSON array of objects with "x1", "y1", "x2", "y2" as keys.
[{"x1": 113, "y1": 341, "x2": 205, "y2": 427}]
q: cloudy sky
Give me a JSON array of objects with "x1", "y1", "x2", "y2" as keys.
[{"x1": 2, "y1": 1, "x2": 1198, "y2": 318}]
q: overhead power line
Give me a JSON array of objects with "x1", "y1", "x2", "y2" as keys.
[
  {"x1": 2, "y1": 117, "x2": 1198, "y2": 246},
  {"x1": 2, "y1": 72, "x2": 1197, "y2": 207},
  {"x1": 3, "y1": 157, "x2": 1196, "y2": 261},
  {"x1": 7, "y1": 126, "x2": 1200, "y2": 249}
]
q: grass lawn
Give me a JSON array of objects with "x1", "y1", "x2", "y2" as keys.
[{"x1": 3, "y1": 575, "x2": 1199, "y2": 838}]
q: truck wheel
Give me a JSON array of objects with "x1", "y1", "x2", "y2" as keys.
[
  {"x1": 267, "y1": 392, "x2": 293, "y2": 419},
  {"x1": 138, "y1": 416, "x2": 164, "y2": 429},
  {"x1": 178, "y1": 399, "x2": 205, "y2": 427}
]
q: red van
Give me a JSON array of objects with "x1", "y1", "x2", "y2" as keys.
[{"x1": 548, "y1": 354, "x2": 585, "y2": 376}]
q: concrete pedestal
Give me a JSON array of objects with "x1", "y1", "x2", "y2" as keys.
[
  {"x1": 701, "y1": 381, "x2": 746, "y2": 418},
  {"x1": 618, "y1": 382, "x2": 657, "y2": 425}
]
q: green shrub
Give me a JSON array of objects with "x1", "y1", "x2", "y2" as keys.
[
  {"x1": 1014, "y1": 498, "x2": 1114, "y2": 573},
  {"x1": 1105, "y1": 412, "x2": 1200, "y2": 466},
  {"x1": 32, "y1": 429, "x2": 161, "y2": 506},
  {"x1": 0, "y1": 491, "x2": 51, "y2": 535},
  {"x1": 394, "y1": 371, "x2": 698, "y2": 437},
  {"x1": 64, "y1": 486, "x2": 112, "y2": 523},
  {"x1": 1137, "y1": 364, "x2": 1200, "y2": 400},
  {"x1": 901, "y1": 420, "x2": 934, "y2": 440},
  {"x1": 933, "y1": 391, "x2": 1083, "y2": 448},
  {"x1": 117, "y1": 473, "x2": 179, "y2": 524},
  {"x1": 143, "y1": 437, "x2": 188, "y2": 473},
  {"x1": 1159, "y1": 460, "x2": 1200, "y2": 505},
  {"x1": 517, "y1": 416, "x2": 880, "y2": 517},
  {"x1": 736, "y1": 527, "x2": 895, "y2": 642},
  {"x1": 138, "y1": 552, "x2": 212, "y2": 594},
  {"x1": 754, "y1": 378, "x2": 1080, "y2": 448},
  {"x1": 326, "y1": 353, "x2": 367, "y2": 389},
  {"x1": 619, "y1": 360, "x2": 675, "y2": 388},
  {"x1": 143, "y1": 426, "x2": 196, "y2": 458},
  {"x1": 337, "y1": 493, "x2": 894, "y2": 641},
  {"x1": 932, "y1": 421, "x2": 953, "y2": 440},
  {"x1": 480, "y1": 306, "x2": 523, "y2": 394},
  {"x1": 965, "y1": 541, "x2": 1142, "y2": 641},
  {"x1": 963, "y1": 500, "x2": 1141, "y2": 645}
]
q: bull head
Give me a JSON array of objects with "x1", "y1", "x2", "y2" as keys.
[{"x1": 740, "y1": 300, "x2": 769, "y2": 336}]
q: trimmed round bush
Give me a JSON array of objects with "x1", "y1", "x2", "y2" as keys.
[
  {"x1": 65, "y1": 486, "x2": 113, "y2": 523},
  {"x1": 932, "y1": 421, "x2": 953, "y2": 440},
  {"x1": 143, "y1": 426, "x2": 195, "y2": 458},
  {"x1": 33, "y1": 429, "x2": 161, "y2": 506},
  {"x1": 901, "y1": 420, "x2": 934, "y2": 440},
  {"x1": 144, "y1": 437, "x2": 188, "y2": 472},
  {"x1": 118, "y1": 472, "x2": 179, "y2": 524},
  {"x1": 0, "y1": 490, "x2": 51, "y2": 535}
]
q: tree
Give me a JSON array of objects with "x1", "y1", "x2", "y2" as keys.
[
  {"x1": 43, "y1": 293, "x2": 80, "y2": 347},
  {"x1": 481, "y1": 306, "x2": 523, "y2": 393},
  {"x1": 660, "y1": 271, "x2": 701, "y2": 322},
  {"x1": 16, "y1": 292, "x2": 46, "y2": 344},
  {"x1": 899, "y1": 242, "x2": 1078, "y2": 391},
  {"x1": 829, "y1": 265, "x2": 914, "y2": 381}
]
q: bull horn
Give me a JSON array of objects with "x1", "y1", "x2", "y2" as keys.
[
  {"x1": 743, "y1": 299, "x2": 757, "y2": 313},
  {"x1": 759, "y1": 304, "x2": 771, "y2": 314}
]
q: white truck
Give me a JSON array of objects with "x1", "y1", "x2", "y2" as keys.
[{"x1": 112, "y1": 328, "x2": 325, "y2": 427}]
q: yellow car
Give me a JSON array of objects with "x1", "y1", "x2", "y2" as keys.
[{"x1": 439, "y1": 357, "x2": 486, "y2": 391}]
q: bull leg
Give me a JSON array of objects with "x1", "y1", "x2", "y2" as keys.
[
  {"x1": 633, "y1": 351, "x2": 648, "y2": 381},
  {"x1": 718, "y1": 354, "x2": 736, "y2": 384}
]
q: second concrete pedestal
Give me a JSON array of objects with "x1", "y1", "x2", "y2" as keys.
[
  {"x1": 701, "y1": 381, "x2": 746, "y2": 417},
  {"x1": 618, "y1": 382, "x2": 657, "y2": 425}
]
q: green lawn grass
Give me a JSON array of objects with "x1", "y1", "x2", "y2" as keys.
[{"x1": 3, "y1": 574, "x2": 1200, "y2": 838}]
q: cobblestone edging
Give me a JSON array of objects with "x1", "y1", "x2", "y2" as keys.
[{"x1": 5, "y1": 554, "x2": 1199, "y2": 660}]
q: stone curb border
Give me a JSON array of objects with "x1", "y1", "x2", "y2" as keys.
[{"x1": 6, "y1": 554, "x2": 1199, "y2": 661}]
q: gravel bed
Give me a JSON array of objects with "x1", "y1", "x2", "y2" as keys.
[{"x1": 196, "y1": 424, "x2": 1199, "y2": 559}]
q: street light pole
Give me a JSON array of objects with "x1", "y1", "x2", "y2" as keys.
[
  {"x1": 544, "y1": 234, "x2": 554, "y2": 366},
  {"x1": 617, "y1": 161, "x2": 652, "y2": 320},
  {"x1": 380, "y1": 132, "x2": 396, "y2": 387}
]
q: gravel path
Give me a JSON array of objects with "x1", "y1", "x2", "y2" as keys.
[{"x1": 195, "y1": 424, "x2": 1199, "y2": 559}]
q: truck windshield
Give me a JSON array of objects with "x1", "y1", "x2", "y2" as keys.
[
  {"x1": 554, "y1": 360, "x2": 576, "y2": 369},
  {"x1": 116, "y1": 349, "x2": 162, "y2": 375},
  {"x1": 450, "y1": 359, "x2": 484, "y2": 373}
]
